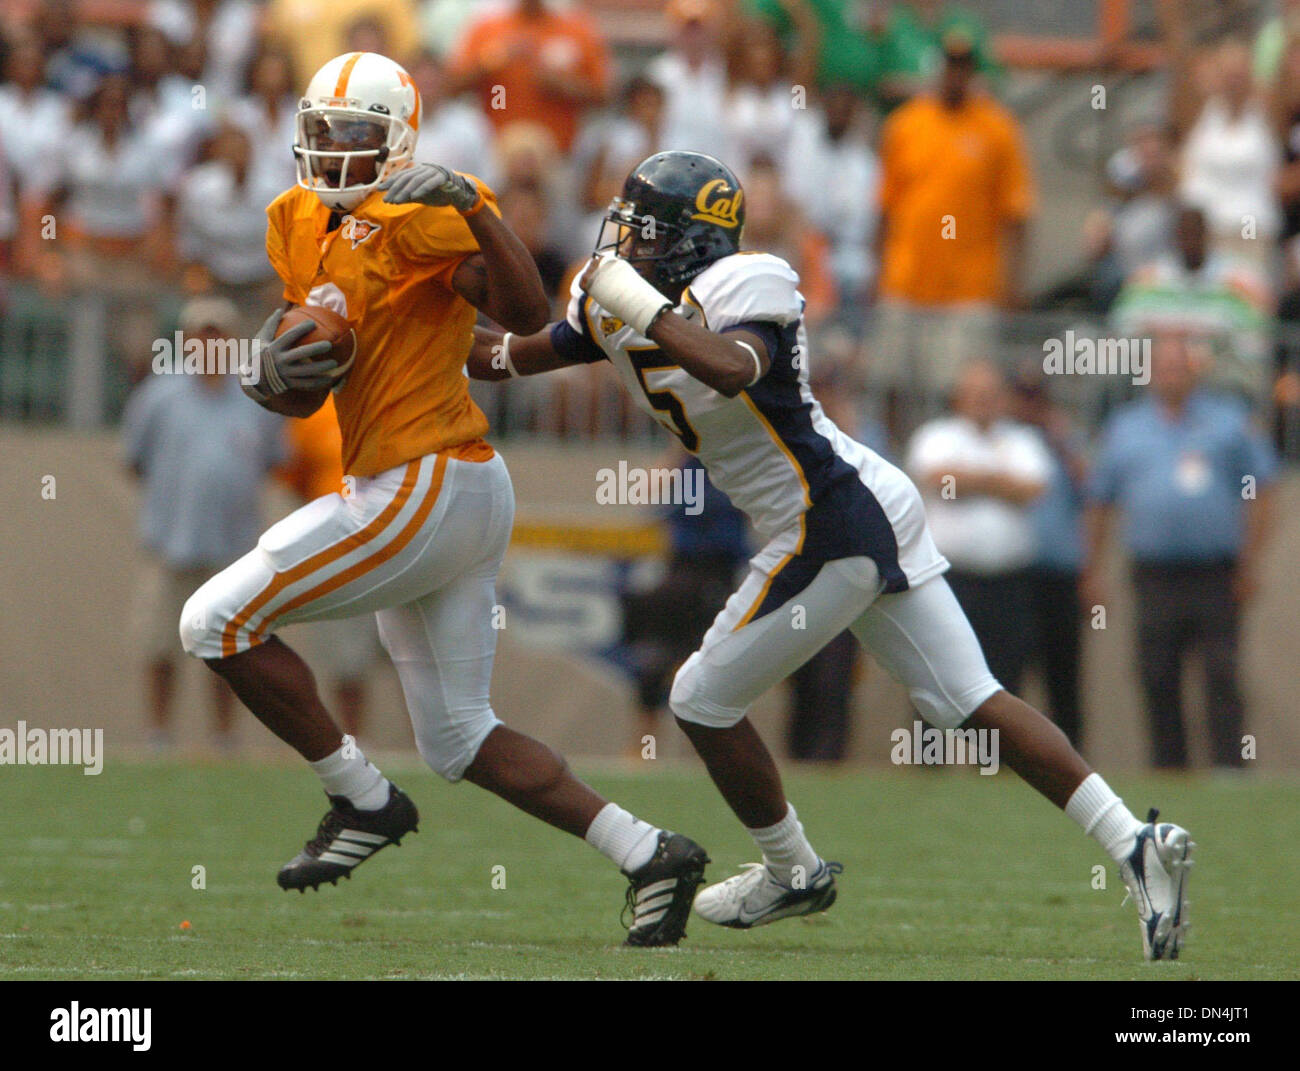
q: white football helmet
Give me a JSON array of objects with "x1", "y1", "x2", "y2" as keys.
[{"x1": 294, "y1": 52, "x2": 421, "y2": 212}]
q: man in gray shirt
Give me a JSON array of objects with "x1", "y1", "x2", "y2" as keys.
[{"x1": 123, "y1": 296, "x2": 285, "y2": 751}]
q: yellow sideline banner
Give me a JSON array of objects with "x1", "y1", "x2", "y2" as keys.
[{"x1": 509, "y1": 516, "x2": 668, "y2": 558}]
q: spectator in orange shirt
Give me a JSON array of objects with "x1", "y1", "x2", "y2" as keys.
[
  {"x1": 275, "y1": 394, "x2": 382, "y2": 738},
  {"x1": 871, "y1": 32, "x2": 1035, "y2": 442},
  {"x1": 445, "y1": 0, "x2": 611, "y2": 153}
]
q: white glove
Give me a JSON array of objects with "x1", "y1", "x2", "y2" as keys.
[
  {"x1": 242, "y1": 308, "x2": 340, "y2": 404},
  {"x1": 378, "y1": 163, "x2": 481, "y2": 212},
  {"x1": 581, "y1": 256, "x2": 673, "y2": 336}
]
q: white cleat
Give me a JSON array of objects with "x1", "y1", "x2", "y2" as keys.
[
  {"x1": 694, "y1": 857, "x2": 841, "y2": 929},
  {"x1": 1119, "y1": 808, "x2": 1195, "y2": 961}
]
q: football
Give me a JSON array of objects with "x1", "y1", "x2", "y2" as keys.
[{"x1": 265, "y1": 304, "x2": 357, "y2": 417}]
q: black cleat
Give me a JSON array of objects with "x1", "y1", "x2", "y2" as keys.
[
  {"x1": 277, "y1": 783, "x2": 419, "y2": 892},
  {"x1": 621, "y1": 831, "x2": 710, "y2": 947}
]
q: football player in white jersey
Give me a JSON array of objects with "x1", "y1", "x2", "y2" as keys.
[{"x1": 467, "y1": 151, "x2": 1194, "y2": 960}]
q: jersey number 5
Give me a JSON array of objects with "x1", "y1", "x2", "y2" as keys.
[{"x1": 627, "y1": 347, "x2": 699, "y2": 452}]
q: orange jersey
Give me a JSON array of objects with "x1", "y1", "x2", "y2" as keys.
[
  {"x1": 447, "y1": 8, "x2": 610, "y2": 152},
  {"x1": 265, "y1": 182, "x2": 497, "y2": 479}
]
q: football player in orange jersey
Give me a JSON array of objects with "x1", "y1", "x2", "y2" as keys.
[{"x1": 179, "y1": 53, "x2": 709, "y2": 946}]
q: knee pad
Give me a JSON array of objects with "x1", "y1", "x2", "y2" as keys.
[
  {"x1": 910, "y1": 678, "x2": 1002, "y2": 732},
  {"x1": 668, "y1": 654, "x2": 747, "y2": 728},
  {"x1": 412, "y1": 709, "x2": 501, "y2": 782},
  {"x1": 179, "y1": 587, "x2": 227, "y2": 659}
]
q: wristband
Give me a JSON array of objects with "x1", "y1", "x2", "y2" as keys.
[
  {"x1": 500, "y1": 332, "x2": 520, "y2": 378},
  {"x1": 459, "y1": 182, "x2": 488, "y2": 217}
]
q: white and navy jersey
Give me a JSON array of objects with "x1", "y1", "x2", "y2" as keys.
[{"x1": 554, "y1": 252, "x2": 948, "y2": 594}]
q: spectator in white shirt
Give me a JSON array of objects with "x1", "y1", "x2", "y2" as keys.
[
  {"x1": 408, "y1": 48, "x2": 498, "y2": 186},
  {"x1": 47, "y1": 74, "x2": 171, "y2": 389},
  {"x1": 148, "y1": 0, "x2": 259, "y2": 107},
  {"x1": 1161, "y1": 3, "x2": 1280, "y2": 268},
  {"x1": 785, "y1": 84, "x2": 880, "y2": 310},
  {"x1": 723, "y1": 14, "x2": 821, "y2": 178},
  {"x1": 647, "y1": 0, "x2": 728, "y2": 154},
  {"x1": 0, "y1": 33, "x2": 72, "y2": 203},
  {"x1": 128, "y1": 24, "x2": 212, "y2": 193},
  {"x1": 225, "y1": 44, "x2": 300, "y2": 193},
  {"x1": 578, "y1": 76, "x2": 664, "y2": 228},
  {"x1": 176, "y1": 122, "x2": 284, "y2": 328},
  {"x1": 906, "y1": 359, "x2": 1051, "y2": 693}
]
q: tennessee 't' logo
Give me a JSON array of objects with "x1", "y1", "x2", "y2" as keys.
[
  {"x1": 340, "y1": 215, "x2": 382, "y2": 248},
  {"x1": 600, "y1": 315, "x2": 625, "y2": 335},
  {"x1": 691, "y1": 179, "x2": 743, "y2": 229}
]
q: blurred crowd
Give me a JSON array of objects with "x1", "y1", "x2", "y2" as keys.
[
  {"x1": 4, "y1": 0, "x2": 1299, "y2": 431},
  {"x1": 1, "y1": 0, "x2": 1291, "y2": 767}
]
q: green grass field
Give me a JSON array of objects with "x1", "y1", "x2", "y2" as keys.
[{"x1": 0, "y1": 760, "x2": 1295, "y2": 980}]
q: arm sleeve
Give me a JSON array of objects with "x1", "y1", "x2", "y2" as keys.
[
  {"x1": 721, "y1": 320, "x2": 781, "y2": 362},
  {"x1": 558, "y1": 270, "x2": 609, "y2": 362},
  {"x1": 550, "y1": 319, "x2": 607, "y2": 364}
]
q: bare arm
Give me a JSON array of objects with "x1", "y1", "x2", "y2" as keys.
[
  {"x1": 1234, "y1": 484, "x2": 1276, "y2": 603},
  {"x1": 466, "y1": 323, "x2": 584, "y2": 380},
  {"x1": 646, "y1": 313, "x2": 771, "y2": 398},
  {"x1": 917, "y1": 466, "x2": 1046, "y2": 505},
  {"x1": 451, "y1": 206, "x2": 550, "y2": 334}
]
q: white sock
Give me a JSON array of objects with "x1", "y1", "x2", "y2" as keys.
[
  {"x1": 585, "y1": 803, "x2": 661, "y2": 873},
  {"x1": 1065, "y1": 773, "x2": 1144, "y2": 863},
  {"x1": 309, "y1": 735, "x2": 391, "y2": 811},
  {"x1": 750, "y1": 803, "x2": 821, "y2": 885}
]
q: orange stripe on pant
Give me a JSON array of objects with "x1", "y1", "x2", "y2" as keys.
[
  {"x1": 258, "y1": 454, "x2": 448, "y2": 635},
  {"x1": 220, "y1": 459, "x2": 422, "y2": 657}
]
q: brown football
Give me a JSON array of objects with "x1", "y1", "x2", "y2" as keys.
[{"x1": 265, "y1": 305, "x2": 357, "y2": 417}]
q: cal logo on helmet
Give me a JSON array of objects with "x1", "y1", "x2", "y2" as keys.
[
  {"x1": 691, "y1": 179, "x2": 743, "y2": 229},
  {"x1": 594, "y1": 151, "x2": 746, "y2": 294}
]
